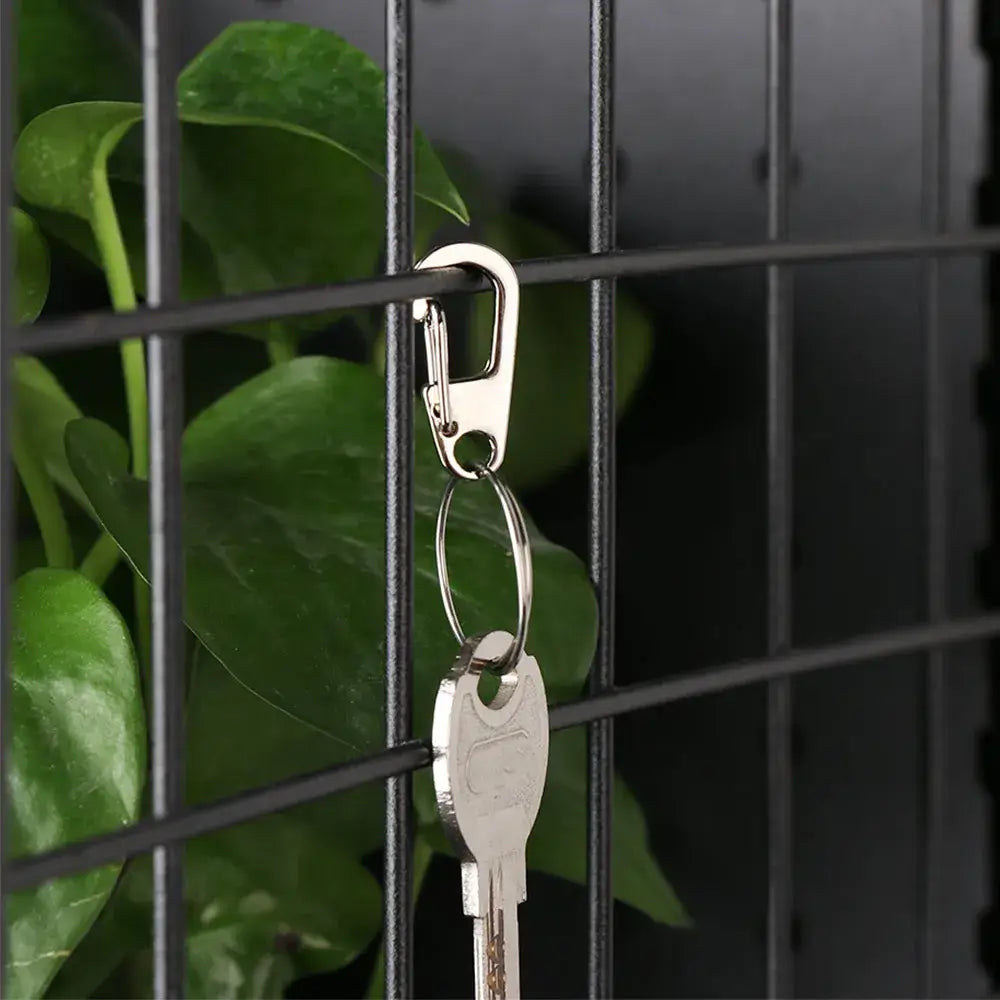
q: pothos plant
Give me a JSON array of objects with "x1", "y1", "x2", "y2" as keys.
[{"x1": 9, "y1": 1, "x2": 687, "y2": 997}]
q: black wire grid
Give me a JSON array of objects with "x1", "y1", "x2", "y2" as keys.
[{"x1": 0, "y1": 0, "x2": 997, "y2": 997}]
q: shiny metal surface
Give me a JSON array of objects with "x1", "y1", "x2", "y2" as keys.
[
  {"x1": 435, "y1": 468, "x2": 533, "y2": 674},
  {"x1": 421, "y1": 299, "x2": 456, "y2": 434},
  {"x1": 432, "y1": 631, "x2": 550, "y2": 999},
  {"x1": 414, "y1": 243, "x2": 520, "y2": 481}
]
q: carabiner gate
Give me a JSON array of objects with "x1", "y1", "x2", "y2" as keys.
[{"x1": 413, "y1": 243, "x2": 520, "y2": 481}]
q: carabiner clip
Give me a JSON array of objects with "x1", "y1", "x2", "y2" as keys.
[{"x1": 413, "y1": 243, "x2": 520, "y2": 481}]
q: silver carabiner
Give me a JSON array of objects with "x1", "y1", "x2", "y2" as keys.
[{"x1": 413, "y1": 243, "x2": 520, "y2": 481}]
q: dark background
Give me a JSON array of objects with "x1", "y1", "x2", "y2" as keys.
[{"x1": 169, "y1": 1, "x2": 990, "y2": 995}]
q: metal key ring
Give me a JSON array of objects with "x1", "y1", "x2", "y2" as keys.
[{"x1": 435, "y1": 466, "x2": 532, "y2": 674}]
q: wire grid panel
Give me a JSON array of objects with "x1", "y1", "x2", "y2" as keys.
[{"x1": 0, "y1": 1, "x2": 991, "y2": 998}]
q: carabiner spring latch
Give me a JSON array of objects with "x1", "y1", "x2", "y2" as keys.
[{"x1": 413, "y1": 243, "x2": 520, "y2": 481}]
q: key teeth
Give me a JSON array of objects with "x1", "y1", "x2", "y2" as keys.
[{"x1": 461, "y1": 852, "x2": 527, "y2": 917}]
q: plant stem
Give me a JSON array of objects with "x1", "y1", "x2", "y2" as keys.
[
  {"x1": 266, "y1": 324, "x2": 297, "y2": 366},
  {"x1": 119, "y1": 340, "x2": 149, "y2": 475},
  {"x1": 79, "y1": 532, "x2": 123, "y2": 588},
  {"x1": 91, "y1": 168, "x2": 150, "y2": 665},
  {"x1": 365, "y1": 835, "x2": 434, "y2": 1000},
  {"x1": 11, "y1": 422, "x2": 74, "y2": 569},
  {"x1": 91, "y1": 183, "x2": 147, "y2": 476}
]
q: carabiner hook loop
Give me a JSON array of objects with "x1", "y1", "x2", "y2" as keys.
[{"x1": 413, "y1": 243, "x2": 520, "y2": 481}]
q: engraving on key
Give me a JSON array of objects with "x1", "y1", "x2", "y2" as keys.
[{"x1": 433, "y1": 630, "x2": 549, "y2": 1000}]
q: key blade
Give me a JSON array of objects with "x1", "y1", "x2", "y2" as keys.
[{"x1": 473, "y1": 861, "x2": 521, "y2": 1000}]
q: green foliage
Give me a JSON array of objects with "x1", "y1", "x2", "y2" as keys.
[
  {"x1": 186, "y1": 818, "x2": 381, "y2": 997},
  {"x1": 186, "y1": 645, "x2": 384, "y2": 859},
  {"x1": 178, "y1": 22, "x2": 467, "y2": 223},
  {"x1": 12, "y1": 208, "x2": 48, "y2": 323},
  {"x1": 17, "y1": 0, "x2": 139, "y2": 130},
  {"x1": 50, "y1": 816, "x2": 382, "y2": 1000},
  {"x1": 5, "y1": 570, "x2": 144, "y2": 999},
  {"x1": 15, "y1": 21, "x2": 467, "y2": 345},
  {"x1": 15, "y1": 103, "x2": 141, "y2": 225},
  {"x1": 12, "y1": 211, "x2": 83, "y2": 511},
  {"x1": 64, "y1": 359, "x2": 686, "y2": 933},
  {"x1": 29, "y1": 186, "x2": 223, "y2": 306},
  {"x1": 12, "y1": 209, "x2": 80, "y2": 570},
  {"x1": 9, "y1": 4, "x2": 670, "y2": 997},
  {"x1": 66, "y1": 358, "x2": 598, "y2": 739},
  {"x1": 13, "y1": 359, "x2": 87, "y2": 513}
]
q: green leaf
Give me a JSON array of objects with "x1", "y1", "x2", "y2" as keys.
[
  {"x1": 471, "y1": 214, "x2": 654, "y2": 490},
  {"x1": 66, "y1": 357, "x2": 596, "y2": 745},
  {"x1": 13, "y1": 358, "x2": 87, "y2": 513},
  {"x1": 5, "y1": 569, "x2": 145, "y2": 999},
  {"x1": 13, "y1": 207, "x2": 48, "y2": 324},
  {"x1": 12, "y1": 210, "x2": 91, "y2": 532},
  {"x1": 186, "y1": 821, "x2": 380, "y2": 997},
  {"x1": 10, "y1": 215, "x2": 76, "y2": 567},
  {"x1": 44, "y1": 871, "x2": 144, "y2": 1000},
  {"x1": 17, "y1": 0, "x2": 139, "y2": 131},
  {"x1": 187, "y1": 644, "x2": 384, "y2": 860},
  {"x1": 178, "y1": 122, "x2": 384, "y2": 320},
  {"x1": 14, "y1": 101, "x2": 142, "y2": 224},
  {"x1": 31, "y1": 184, "x2": 225, "y2": 308},
  {"x1": 529, "y1": 728, "x2": 688, "y2": 925},
  {"x1": 50, "y1": 815, "x2": 382, "y2": 1000},
  {"x1": 15, "y1": 22, "x2": 467, "y2": 339},
  {"x1": 177, "y1": 21, "x2": 467, "y2": 223},
  {"x1": 152, "y1": 817, "x2": 382, "y2": 998}
]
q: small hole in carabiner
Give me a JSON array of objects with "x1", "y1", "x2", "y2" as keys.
[
  {"x1": 454, "y1": 431, "x2": 495, "y2": 474},
  {"x1": 433, "y1": 408, "x2": 458, "y2": 437}
]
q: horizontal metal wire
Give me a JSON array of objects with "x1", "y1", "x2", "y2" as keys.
[
  {"x1": 6, "y1": 743, "x2": 431, "y2": 893},
  {"x1": 20, "y1": 229, "x2": 1000, "y2": 355},
  {"x1": 551, "y1": 612, "x2": 1000, "y2": 730},
  {"x1": 8, "y1": 610, "x2": 1000, "y2": 893}
]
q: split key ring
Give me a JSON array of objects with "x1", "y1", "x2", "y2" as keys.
[{"x1": 434, "y1": 466, "x2": 533, "y2": 675}]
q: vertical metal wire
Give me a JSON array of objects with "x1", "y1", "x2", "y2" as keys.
[
  {"x1": 765, "y1": 1, "x2": 794, "y2": 997},
  {"x1": 142, "y1": 0, "x2": 185, "y2": 993},
  {"x1": 0, "y1": 0, "x2": 14, "y2": 981},
  {"x1": 383, "y1": 1, "x2": 414, "y2": 996},
  {"x1": 588, "y1": 1, "x2": 617, "y2": 997},
  {"x1": 920, "y1": 1, "x2": 950, "y2": 995}
]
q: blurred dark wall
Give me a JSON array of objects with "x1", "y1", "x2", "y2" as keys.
[{"x1": 176, "y1": 2, "x2": 991, "y2": 996}]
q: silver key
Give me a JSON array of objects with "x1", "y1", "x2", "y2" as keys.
[{"x1": 433, "y1": 630, "x2": 549, "y2": 1000}]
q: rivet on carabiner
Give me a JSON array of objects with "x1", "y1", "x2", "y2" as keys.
[{"x1": 413, "y1": 243, "x2": 520, "y2": 481}]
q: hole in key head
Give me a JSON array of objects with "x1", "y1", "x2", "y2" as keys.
[
  {"x1": 477, "y1": 665, "x2": 518, "y2": 709},
  {"x1": 477, "y1": 669, "x2": 501, "y2": 704},
  {"x1": 454, "y1": 431, "x2": 495, "y2": 475},
  {"x1": 471, "y1": 631, "x2": 519, "y2": 708}
]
